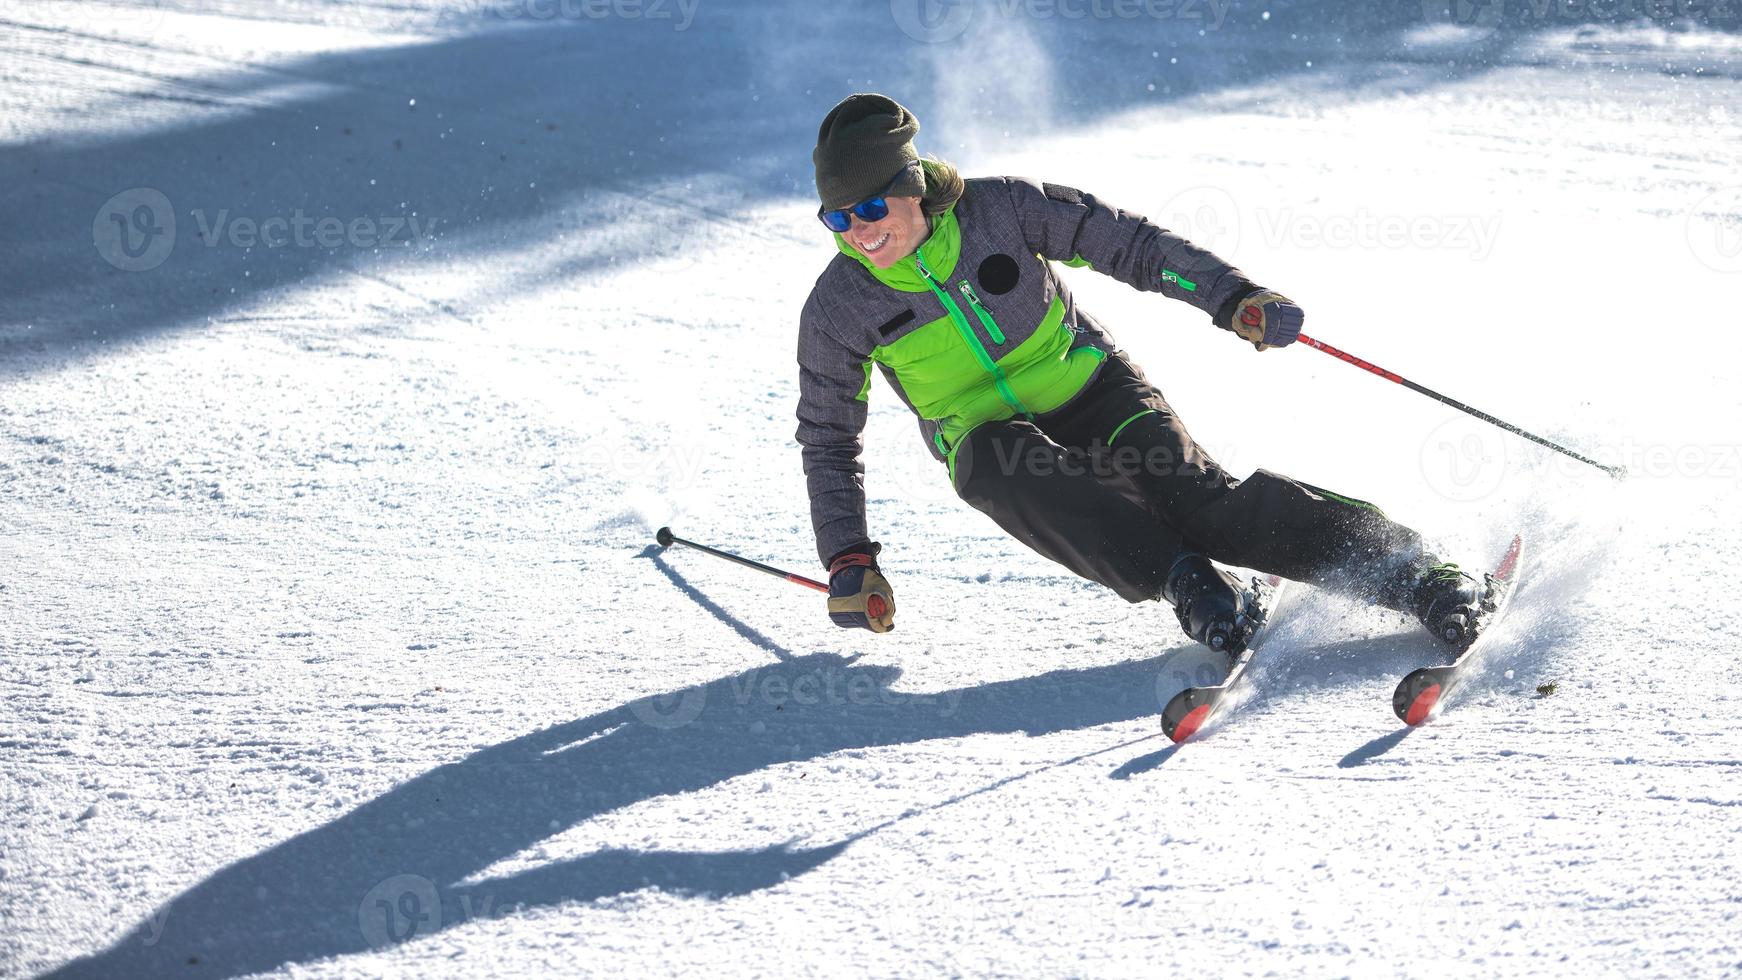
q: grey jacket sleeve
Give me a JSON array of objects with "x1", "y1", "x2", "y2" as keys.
[
  {"x1": 795, "y1": 289, "x2": 873, "y2": 567},
  {"x1": 1002, "y1": 176, "x2": 1258, "y2": 321}
]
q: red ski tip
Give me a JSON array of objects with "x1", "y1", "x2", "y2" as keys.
[
  {"x1": 1404, "y1": 684, "x2": 1443, "y2": 727},
  {"x1": 1494, "y1": 534, "x2": 1524, "y2": 582},
  {"x1": 1170, "y1": 704, "x2": 1213, "y2": 743}
]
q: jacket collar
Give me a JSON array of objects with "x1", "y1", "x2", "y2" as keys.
[{"x1": 835, "y1": 207, "x2": 961, "y2": 292}]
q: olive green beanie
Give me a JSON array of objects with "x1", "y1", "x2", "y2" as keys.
[{"x1": 812, "y1": 93, "x2": 926, "y2": 212}]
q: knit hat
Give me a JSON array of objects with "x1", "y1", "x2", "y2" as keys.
[{"x1": 812, "y1": 93, "x2": 926, "y2": 212}]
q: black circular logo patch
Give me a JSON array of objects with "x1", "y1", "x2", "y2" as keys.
[{"x1": 977, "y1": 253, "x2": 1021, "y2": 295}]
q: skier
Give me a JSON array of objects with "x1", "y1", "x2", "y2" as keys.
[{"x1": 797, "y1": 93, "x2": 1485, "y2": 654}]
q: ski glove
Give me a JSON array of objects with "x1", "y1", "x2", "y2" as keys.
[
  {"x1": 1218, "y1": 289, "x2": 1304, "y2": 351},
  {"x1": 827, "y1": 542, "x2": 895, "y2": 633}
]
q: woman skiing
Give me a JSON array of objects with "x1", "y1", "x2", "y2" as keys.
[{"x1": 797, "y1": 93, "x2": 1484, "y2": 654}]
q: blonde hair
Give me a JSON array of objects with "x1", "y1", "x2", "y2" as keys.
[{"x1": 919, "y1": 157, "x2": 964, "y2": 216}]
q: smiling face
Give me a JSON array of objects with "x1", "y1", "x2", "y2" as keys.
[{"x1": 841, "y1": 195, "x2": 927, "y2": 269}]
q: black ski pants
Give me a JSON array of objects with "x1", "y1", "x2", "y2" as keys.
[{"x1": 949, "y1": 353, "x2": 1423, "y2": 603}]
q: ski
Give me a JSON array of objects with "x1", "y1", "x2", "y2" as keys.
[
  {"x1": 1392, "y1": 534, "x2": 1527, "y2": 726},
  {"x1": 1160, "y1": 575, "x2": 1289, "y2": 744}
]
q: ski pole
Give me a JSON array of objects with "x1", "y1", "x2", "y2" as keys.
[
  {"x1": 654, "y1": 527, "x2": 829, "y2": 593},
  {"x1": 1297, "y1": 334, "x2": 1627, "y2": 480}
]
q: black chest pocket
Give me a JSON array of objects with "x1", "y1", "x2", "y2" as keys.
[{"x1": 875, "y1": 309, "x2": 916, "y2": 339}]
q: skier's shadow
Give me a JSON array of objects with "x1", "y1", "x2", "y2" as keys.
[{"x1": 44, "y1": 646, "x2": 1180, "y2": 978}]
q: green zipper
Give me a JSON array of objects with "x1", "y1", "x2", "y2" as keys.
[
  {"x1": 958, "y1": 281, "x2": 1007, "y2": 344},
  {"x1": 916, "y1": 251, "x2": 1031, "y2": 419}
]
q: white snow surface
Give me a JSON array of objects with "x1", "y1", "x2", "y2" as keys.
[{"x1": 4, "y1": 1, "x2": 1742, "y2": 977}]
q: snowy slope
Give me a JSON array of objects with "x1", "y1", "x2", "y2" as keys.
[{"x1": 4, "y1": 1, "x2": 1741, "y2": 976}]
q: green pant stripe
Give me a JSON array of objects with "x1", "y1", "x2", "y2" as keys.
[
  {"x1": 1317, "y1": 487, "x2": 1385, "y2": 516},
  {"x1": 1107, "y1": 409, "x2": 1158, "y2": 446}
]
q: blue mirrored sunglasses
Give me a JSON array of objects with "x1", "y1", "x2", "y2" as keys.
[
  {"x1": 817, "y1": 169, "x2": 909, "y2": 233},
  {"x1": 818, "y1": 195, "x2": 891, "y2": 233}
]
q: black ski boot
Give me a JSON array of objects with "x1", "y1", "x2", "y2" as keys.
[
  {"x1": 1390, "y1": 556, "x2": 1495, "y2": 651},
  {"x1": 1162, "y1": 554, "x2": 1263, "y2": 657}
]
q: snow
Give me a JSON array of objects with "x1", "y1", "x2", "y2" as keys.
[{"x1": 3, "y1": 1, "x2": 1741, "y2": 976}]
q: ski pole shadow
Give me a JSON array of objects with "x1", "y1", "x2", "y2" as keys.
[
  {"x1": 1109, "y1": 742, "x2": 1181, "y2": 780},
  {"x1": 641, "y1": 545, "x2": 798, "y2": 662},
  {"x1": 1338, "y1": 727, "x2": 1415, "y2": 769}
]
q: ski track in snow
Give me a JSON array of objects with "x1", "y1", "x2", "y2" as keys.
[{"x1": 3, "y1": 1, "x2": 1741, "y2": 977}]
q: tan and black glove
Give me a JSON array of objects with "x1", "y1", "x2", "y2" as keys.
[
  {"x1": 1217, "y1": 289, "x2": 1305, "y2": 351},
  {"x1": 827, "y1": 543, "x2": 895, "y2": 633}
]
